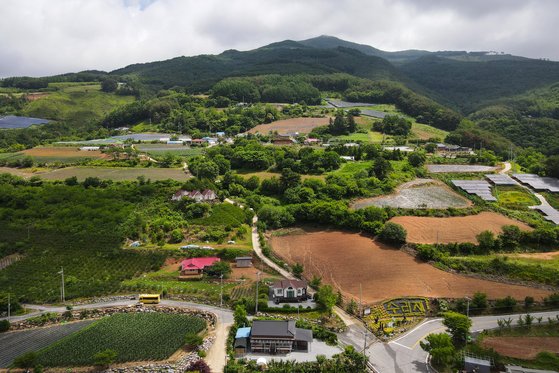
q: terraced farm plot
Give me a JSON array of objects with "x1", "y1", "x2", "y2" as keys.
[
  {"x1": 20, "y1": 146, "x2": 108, "y2": 163},
  {"x1": 389, "y1": 212, "x2": 533, "y2": 244},
  {"x1": 36, "y1": 313, "x2": 206, "y2": 367},
  {"x1": 38, "y1": 167, "x2": 191, "y2": 181},
  {"x1": 0, "y1": 320, "x2": 94, "y2": 368},
  {"x1": 269, "y1": 228, "x2": 550, "y2": 303},
  {"x1": 481, "y1": 337, "x2": 559, "y2": 360},
  {"x1": 248, "y1": 117, "x2": 330, "y2": 135},
  {"x1": 427, "y1": 164, "x2": 498, "y2": 173},
  {"x1": 351, "y1": 179, "x2": 471, "y2": 209}
]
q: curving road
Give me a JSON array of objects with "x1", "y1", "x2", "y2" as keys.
[{"x1": 368, "y1": 310, "x2": 559, "y2": 373}]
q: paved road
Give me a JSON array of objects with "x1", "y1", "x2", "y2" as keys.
[
  {"x1": 1, "y1": 299, "x2": 233, "y2": 372},
  {"x1": 368, "y1": 310, "x2": 559, "y2": 373}
]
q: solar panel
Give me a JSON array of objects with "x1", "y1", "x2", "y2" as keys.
[
  {"x1": 512, "y1": 174, "x2": 559, "y2": 193},
  {"x1": 451, "y1": 180, "x2": 496, "y2": 201}
]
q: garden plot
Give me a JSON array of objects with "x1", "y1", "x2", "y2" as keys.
[
  {"x1": 452, "y1": 180, "x2": 497, "y2": 201},
  {"x1": 269, "y1": 228, "x2": 549, "y2": 304},
  {"x1": 389, "y1": 212, "x2": 532, "y2": 244},
  {"x1": 427, "y1": 164, "x2": 497, "y2": 173},
  {"x1": 0, "y1": 320, "x2": 94, "y2": 368},
  {"x1": 351, "y1": 179, "x2": 471, "y2": 209},
  {"x1": 36, "y1": 313, "x2": 206, "y2": 367}
]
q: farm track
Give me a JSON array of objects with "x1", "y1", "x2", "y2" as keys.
[{"x1": 0, "y1": 320, "x2": 94, "y2": 368}]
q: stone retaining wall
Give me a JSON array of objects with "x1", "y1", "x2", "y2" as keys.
[{"x1": 10, "y1": 305, "x2": 216, "y2": 331}]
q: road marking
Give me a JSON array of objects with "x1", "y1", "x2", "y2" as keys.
[
  {"x1": 389, "y1": 341, "x2": 412, "y2": 350},
  {"x1": 411, "y1": 327, "x2": 446, "y2": 349},
  {"x1": 391, "y1": 318, "x2": 442, "y2": 343}
]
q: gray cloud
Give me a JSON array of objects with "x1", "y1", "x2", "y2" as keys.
[{"x1": 1, "y1": 0, "x2": 558, "y2": 77}]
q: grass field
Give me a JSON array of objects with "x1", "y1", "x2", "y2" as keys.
[
  {"x1": 444, "y1": 252, "x2": 559, "y2": 287},
  {"x1": 495, "y1": 186, "x2": 539, "y2": 208},
  {"x1": 237, "y1": 170, "x2": 325, "y2": 181},
  {"x1": 36, "y1": 313, "x2": 206, "y2": 366},
  {"x1": 411, "y1": 122, "x2": 449, "y2": 141},
  {"x1": 30, "y1": 167, "x2": 191, "y2": 181},
  {"x1": 22, "y1": 82, "x2": 134, "y2": 122}
]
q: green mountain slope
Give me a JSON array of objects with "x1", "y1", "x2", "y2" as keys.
[
  {"x1": 399, "y1": 56, "x2": 559, "y2": 113},
  {"x1": 112, "y1": 41, "x2": 403, "y2": 92}
]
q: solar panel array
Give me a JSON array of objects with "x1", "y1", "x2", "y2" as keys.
[
  {"x1": 513, "y1": 174, "x2": 559, "y2": 193},
  {"x1": 452, "y1": 180, "x2": 497, "y2": 201},
  {"x1": 485, "y1": 174, "x2": 518, "y2": 186},
  {"x1": 531, "y1": 205, "x2": 559, "y2": 225},
  {"x1": 0, "y1": 115, "x2": 50, "y2": 129},
  {"x1": 360, "y1": 109, "x2": 387, "y2": 119}
]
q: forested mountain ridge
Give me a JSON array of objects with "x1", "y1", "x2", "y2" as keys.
[{"x1": 111, "y1": 41, "x2": 403, "y2": 92}]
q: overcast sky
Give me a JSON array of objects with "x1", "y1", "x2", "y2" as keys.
[{"x1": 1, "y1": 0, "x2": 558, "y2": 77}]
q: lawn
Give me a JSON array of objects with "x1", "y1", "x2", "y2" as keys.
[
  {"x1": 22, "y1": 82, "x2": 134, "y2": 122},
  {"x1": 36, "y1": 313, "x2": 206, "y2": 366}
]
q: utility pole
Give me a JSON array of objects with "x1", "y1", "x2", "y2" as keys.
[
  {"x1": 255, "y1": 271, "x2": 261, "y2": 314},
  {"x1": 7, "y1": 293, "x2": 10, "y2": 321},
  {"x1": 220, "y1": 274, "x2": 223, "y2": 308},
  {"x1": 466, "y1": 296, "x2": 471, "y2": 317},
  {"x1": 359, "y1": 283, "x2": 363, "y2": 317},
  {"x1": 58, "y1": 267, "x2": 65, "y2": 304}
]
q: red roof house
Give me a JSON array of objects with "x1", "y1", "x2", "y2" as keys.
[{"x1": 180, "y1": 257, "x2": 220, "y2": 276}]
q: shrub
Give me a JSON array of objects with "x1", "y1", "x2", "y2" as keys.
[
  {"x1": 0, "y1": 319, "x2": 10, "y2": 332},
  {"x1": 190, "y1": 359, "x2": 211, "y2": 373},
  {"x1": 13, "y1": 351, "x2": 38, "y2": 368},
  {"x1": 544, "y1": 293, "x2": 559, "y2": 307},
  {"x1": 185, "y1": 333, "x2": 204, "y2": 349},
  {"x1": 495, "y1": 296, "x2": 517, "y2": 312},
  {"x1": 524, "y1": 296, "x2": 535, "y2": 309},
  {"x1": 93, "y1": 349, "x2": 118, "y2": 367},
  {"x1": 378, "y1": 222, "x2": 407, "y2": 245}
]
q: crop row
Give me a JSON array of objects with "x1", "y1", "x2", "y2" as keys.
[{"x1": 36, "y1": 313, "x2": 206, "y2": 366}]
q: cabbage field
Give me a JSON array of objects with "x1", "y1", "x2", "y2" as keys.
[{"x1": 36, "y1": 312, "x2": 206, "y2": 366}]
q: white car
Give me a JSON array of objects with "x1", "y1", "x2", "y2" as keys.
[{"x1": 227, "y1": 240, "x2": 236, "y2": 244}]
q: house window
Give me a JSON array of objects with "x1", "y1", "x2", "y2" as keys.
[
  {"x1": 298, "y1": 288, "x2": 302, "y2": 295},
  {"x1": 276, "y1": 289, "x2": 283, "y2": 296}
]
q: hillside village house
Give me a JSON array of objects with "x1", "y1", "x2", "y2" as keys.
[
  {"x1": 179, "y1": 257, "x2": 220, "y2": 277},
  {"x1": 270, "y1": 279, "x2": 308, "y2": 303},
  {"x1": 235, "y1": 256, "x2": 253, "y2": 268},
  {"x1": 234, "y1": 320, "x2": 313, "y2": 355},
  {"x1": 171, "y1": 189, "x2": 217, "y2": 202}
]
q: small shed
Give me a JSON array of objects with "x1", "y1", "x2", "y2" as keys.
[
  {"x1": 235, "y1": 256, "x2": 253, "y2": 268},
  {"x1": 464, "y1": 356, "x2": 491, "y2": 373},
  {"x1": 234, "y1": 327, "x2": 251, "y2": 355}
]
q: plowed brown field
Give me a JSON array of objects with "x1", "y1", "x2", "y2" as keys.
[
  {"x1": 481, "y1": 336, "x2": 559, "y2": 359},
  {"x1": 270, "y1": 228, "x2": 550, "y2": 303},
  {"x1": 248, "y1": 117, "x2": 330, "y2": 135},
  {"x1": 22, "y1": 147, "x2": 107, "y2": 159},
  {"x1": 389, "y1": 212, "x2": 533, "y2": 244}
]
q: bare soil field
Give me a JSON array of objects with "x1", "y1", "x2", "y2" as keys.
[
  {"x1": 269, "y1": 228, "x2": 550, "y2": 303},
  {"x1": 426, "y1": 164, "x2": 498, "y2": 173},
  {"x1": 509, "y1": 251, "x2": 559, "y2": 260},
  {"x1": 351, "y1": 179, "x2": 471, "y2": 209},
  {"x1": 389, "y1": 212, "x2": 533, "y2": 244},
  {"x1": 22, "y1": 146, "x2": 107, "y2": 159},
  {"x1": 25, "y1": 92, "x2": 50, "y2": 101},
  {"x1": 481, "y1": 336, "x2": 559, "y2": 359},
  {"x1": 248, "y1": 117, "x2": 330, "y2": 135}
]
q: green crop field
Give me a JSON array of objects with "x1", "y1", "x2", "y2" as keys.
[
  {"x1": 22, "y1": 82, "x2": 134, "y2": 122},
  {"x1": 36, "y1": 313, "x2": 206, "y2": 366},
  {"x1": 495, "y1": 186, "x2": 539, "y2": 208},
  {"x1": 136, "y1": 144, "x2": 205, "y2": 157},
  {"x1": 411, "y1": 122, "x2": 449, "y2": 141},
  {"x1": 191, "y1": 203, "x2": 249, "y2": 227}
]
